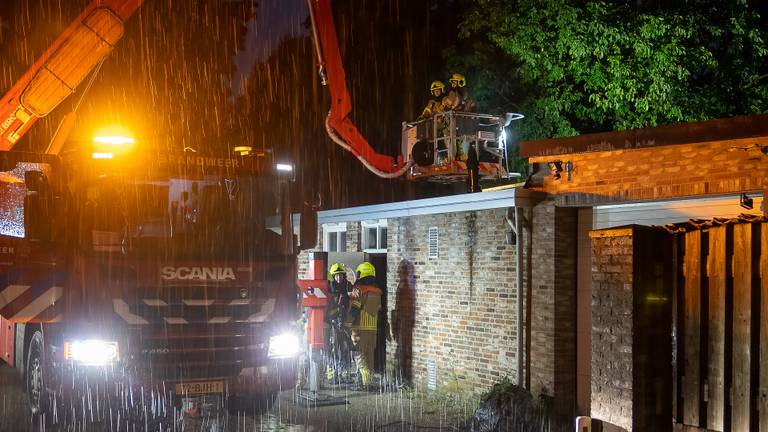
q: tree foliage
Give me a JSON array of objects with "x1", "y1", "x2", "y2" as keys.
[{"x1": 457, "y1": 0, "x2": 768, "y2": 140}]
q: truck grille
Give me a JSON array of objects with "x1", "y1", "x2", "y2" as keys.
[
  {"x1": 125, "y1": 323, "x2": 269, "y2": 382},
  {"x1": 113, "y1": 287, "x2": 280, "y2": 382},
  {"x1": 113, "y1": 285, "x2": 277, "y2": 325}
]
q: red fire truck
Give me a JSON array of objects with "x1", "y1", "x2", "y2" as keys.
[
  {"x1": 0, "y1": 145, "x2": 311, "y2": 423},
  {"x1": 0, "y1": 0, "x2": 314, "y2": 424}
]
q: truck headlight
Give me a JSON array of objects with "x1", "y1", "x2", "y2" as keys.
[
  {"x1": 267, "y1": 333, "x2": 301, "y2": 359},
  {"x1": 64, "y1": 339, "x2": 119, "y2": 366}
]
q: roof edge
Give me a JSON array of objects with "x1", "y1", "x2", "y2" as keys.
[
  {"x1": 521, "y1": 114, "x2": 768, "y2": 158},
  {"x1": 318, "y1": 188, "x2": 546, "y2": 224}
]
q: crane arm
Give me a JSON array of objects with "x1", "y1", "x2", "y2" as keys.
[
  {"x1": 0, "y1": 0, "x2": 144, "y2": 152},
  {"x1": 307, "y1": 0, "x2": 410, "y2": 178}
]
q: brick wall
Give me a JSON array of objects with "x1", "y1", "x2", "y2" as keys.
[
  {"x1": 590, "y1": 229, "x2": 634, "y2": 431},
  {"x1": 553, "y1": 206, "x2": 577, "y2": 412},
  {"x1": 530, "y1": 202, "x2": 554, "y2": 394},
  {"x1": 297, "y1": 203, "x2": 581, "y2": 401},
  {"x1": 297, "y1": 251, "x2": 310, "y2": 279},
  {"x1": 589, "y1": 227, "x2": 674, "y2": 432},
  {"x1": 346, "y1": 222, "x2": 360, "y2": 252},
  {"x1": 529, "y1": 200, "x2": 577, "y2": 415},
  {"x1": 528, "y1": 139, "x2": 768, "y2": 206},
  {"x1": 386, "y1": 209, "x2": 519, "y2": 391}
]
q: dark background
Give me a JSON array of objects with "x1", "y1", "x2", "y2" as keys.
[{"x1": 0, "y1": 0, "x2": 463, "y2": 209}]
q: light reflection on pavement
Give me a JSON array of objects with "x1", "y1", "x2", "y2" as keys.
[{"x1": 1, "y1": 364, "x2": 473, "y2": 431}]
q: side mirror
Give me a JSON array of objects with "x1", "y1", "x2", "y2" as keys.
[
  {"x1": 25, "y1": 170, "x2": 45, "y2": 192},
  {"x1": 298, "y1": 207, "x2": 318, "y2": 250},
  {"x1": 23, "y1": 171, "x2": 52, "y2": 241}
]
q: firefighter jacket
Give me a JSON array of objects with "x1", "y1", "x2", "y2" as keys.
[
  {"x1": 444, "y1": 87, "x2": 475, "y2": 112},
  {"x1": 326, "y1": 279, "x2": 351, "y2": 324},
  {"x1": 347, "y1": 281, "x2": 382, "y2": 332},
  {"x1": 418, "y1": 97, "x2": 445, "y2": 120}
]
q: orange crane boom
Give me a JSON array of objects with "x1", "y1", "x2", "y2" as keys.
[
  {"x1": 307, "y1": 0, "x2": 410, "y2": 178},
  {"x1": 3, "y1": 0, "x2": 409, "y2": 178},
  {"x1": 0, "y1": 0, "x2": 144, "y2": 152}
]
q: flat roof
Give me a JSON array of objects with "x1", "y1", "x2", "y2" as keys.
[
  {"x1": 520, "y1": 114, "x2": 768, "y2": 158},
  {"x1": 318, "y1": 188, "x2": 545, "y2": 224}
]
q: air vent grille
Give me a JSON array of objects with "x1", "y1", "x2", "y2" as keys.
[{"x1": 428, "y1": 226, "x2": 438, "y2": 259}]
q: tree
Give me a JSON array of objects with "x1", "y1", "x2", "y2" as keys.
[{"x1": 457, "y1": 0, "x2": 768, "y2": 140}]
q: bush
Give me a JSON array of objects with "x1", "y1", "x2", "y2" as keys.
[{"x1": 471, "y1": 378, "x2": 569, "y2": 432}]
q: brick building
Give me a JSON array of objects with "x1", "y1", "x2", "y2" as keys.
[
  {"x1": 521, "y1": 114, "x2": 768, "y2": 431},
  {"x1": 298, "y1": 189, "x2": 579, "y2": 395}
]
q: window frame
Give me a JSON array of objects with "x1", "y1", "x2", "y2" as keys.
[
  {"x1": 322, "y1": 222, "x2": 347, "y2": 252},
  {"x1": 361, "y1": 219, "x2": 388, "y2": 253}
]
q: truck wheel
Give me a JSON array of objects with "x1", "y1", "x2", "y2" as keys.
[{"x1": 25, "y1": 330, "x2": 45, "y2": 415}]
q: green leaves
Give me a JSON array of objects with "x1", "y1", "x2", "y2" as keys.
[{"x1": 456, "y1": 0, "x2": 768, "y2": 140}]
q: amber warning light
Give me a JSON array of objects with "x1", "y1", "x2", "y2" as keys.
[
  {"x1": 93, "y1": 135, "x2": 135, "y2": 145},
  {"x1": 91, "y1": 131, "x2": 135, "y2": 159}
]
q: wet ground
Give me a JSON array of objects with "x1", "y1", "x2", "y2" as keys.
[{"x1": 0, "y1": 364, "x2": 477, "y2": 431}]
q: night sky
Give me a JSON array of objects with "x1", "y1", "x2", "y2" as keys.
[{"x1": 0, "y1": 0, "x2": 461, "y2": 209}]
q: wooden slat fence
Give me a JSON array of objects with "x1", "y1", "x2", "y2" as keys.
[{"x1": 675, "y1": 222, "x2": 766, "y2": 432}]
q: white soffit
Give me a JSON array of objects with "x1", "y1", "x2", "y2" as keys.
[{"x1": 592, "y1": 194, "x2": 764, "y2": 230}]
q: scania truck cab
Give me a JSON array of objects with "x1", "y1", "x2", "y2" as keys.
[{"x1": 0, "y1": 146, "x2": 308, "y2": 425}]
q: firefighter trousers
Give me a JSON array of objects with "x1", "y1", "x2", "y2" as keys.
[{"x1": 353, "y1": 329, "x2": 377, "y2": 385}]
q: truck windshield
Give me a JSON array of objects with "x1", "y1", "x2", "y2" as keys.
[{"x1": 86, "y1": 175, "x2": 277, "y2": 258}]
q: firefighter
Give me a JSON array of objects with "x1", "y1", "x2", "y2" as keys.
[
  {"x1": 346, "y1": 262, "x2": 382, "y2": 390},
  {"x1": 444, "y1": 72, "x2": 478, "y2": 164},
  {"x1": 444, "y1": 73, "x2": 476, "y2": 112},
  {"x1": 325, "y1": 262, "x2": 353, "y2": 382},
  {"x1": 417, "y1": 80, "x2": 447, "y2": 120},
  {"x1": 327, "y1": 262, "x2": 352, "y2": 323}
]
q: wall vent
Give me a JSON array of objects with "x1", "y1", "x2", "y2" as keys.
[
  {"x1": 427, "y1": 359, "x2": 437, "y2": 391},
  {"x1": 427, "y1": 226, "x2": 438, "y2": 259}
]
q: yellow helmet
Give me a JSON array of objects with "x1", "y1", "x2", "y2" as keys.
[
  {"x1": 449, "y1": 73, "x2": 466, "y2": 87},
  {"x1": 355, "y1": 262, "x2": 376, "y2": 280},
  {"x1": 328, "y1": 262, "x2": 347, "y2": 280},
  {"x1": 430, "y1": 80, "x2": 445, "y2": 92}
]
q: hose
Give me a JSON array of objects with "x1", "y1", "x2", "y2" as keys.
[{"x1": 325, "y1": 112, "x2": 413, "y2": 179}]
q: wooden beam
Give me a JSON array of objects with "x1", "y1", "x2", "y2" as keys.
[
  {"x1": 708, "y1": 226, "x2": 726, "y2": 430},
  {"x1": 732, "y1": 223, "x2": 752, "y2": 432},
  {"x1": 684, "y1": 230, "x2": 702, "y2": 426},
  {"x1": 760, "y1": 223, "x2": 768, "y2": 431}
]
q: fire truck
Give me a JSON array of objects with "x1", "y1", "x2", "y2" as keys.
[
  {"x1": 0, "y1": 146, "x2": 308, "y2": 424},
  {"x1": 0, "y1": 0, "x2": 314, "y2": 425}
]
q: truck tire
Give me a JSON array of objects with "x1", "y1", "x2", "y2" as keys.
[
  {"x1": 14, "y1": 323, "x2": 26, "y2": 381},
  {"x1": 25, "y1": 330, "x2": 45, "y2": 416}
]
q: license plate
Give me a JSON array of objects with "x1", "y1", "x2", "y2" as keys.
[{"x1": 175, "y1": 381, "x2": 224, "y2": 395}]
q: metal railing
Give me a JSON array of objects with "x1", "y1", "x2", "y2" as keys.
[{"x1": 401, "y1": 111, "x2": 508, "y2": 181}]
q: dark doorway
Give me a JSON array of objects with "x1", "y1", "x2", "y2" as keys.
[{"x1": 367, "y1": 253, "x2": 387, "y2": 374}]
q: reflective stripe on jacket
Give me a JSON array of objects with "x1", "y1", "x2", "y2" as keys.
[{"x1": 351, "y1": 284, "x2": 381, "y2": 332}]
